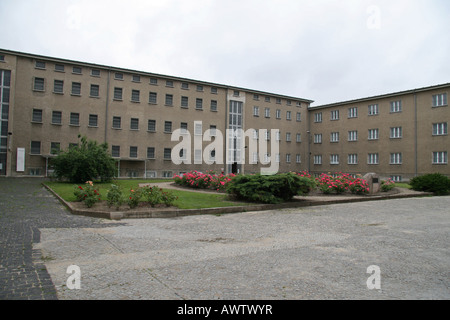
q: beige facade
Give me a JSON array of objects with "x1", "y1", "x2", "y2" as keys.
[
  {"x1": 0, "y1": 49, "x2": 448, "y2": 180},
  {"x1": 308, "y1": 84, "x2": 450, "y2": 180},
  {"x1": 0, "y1": 49, "x2": 312, "y2": 178}
]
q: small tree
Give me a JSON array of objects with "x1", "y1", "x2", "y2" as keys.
[{"x1": 52, "y1": 135, "x2": 116, "y2": 183}]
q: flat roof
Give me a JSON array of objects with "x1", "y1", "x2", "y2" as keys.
[
  {"x1": 0, "y1": 48, "x2": 314, "y2": 104},
  {"x1": 309, "y1": 82, "x2": 450, "y2": 110}
]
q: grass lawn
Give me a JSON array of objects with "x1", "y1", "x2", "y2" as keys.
[
  {"x1": 394, "y1": 182, "x2": 412, "y2": 189},
  {"x1": 44, "y1": 179, "x2": 249, "y2": 209}
]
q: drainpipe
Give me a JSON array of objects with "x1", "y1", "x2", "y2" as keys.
[{"x1": 414, "y1": 91, "x2": 418, "y2": 177}]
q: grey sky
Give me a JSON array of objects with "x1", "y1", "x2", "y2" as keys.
[{"x1": 1, "y1": 0, "x2": 449, "y2": 105}]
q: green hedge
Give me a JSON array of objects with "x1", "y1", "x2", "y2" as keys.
[
  {"x1": 409, "y1": 173, "x2": 450, "y2": 195},
  {"x1": 226, "y1": 173, "x2": 315, "y2": 204}
]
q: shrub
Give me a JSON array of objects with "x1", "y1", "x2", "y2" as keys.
[
  {"x1": 226, "y1": 172, "x2": 315, "y2": 204},
  {"x1": 127, "y1": 188, "x2": 142, "y2": 209},
  {"x1": 174, "y1": 171, "x2": 235, "y2": 191},
  {"x1": 381, "y1": 179, "x2": 396, "y2": 192},
  {"x1": 410, "y1": 173, "x2": 450, "y2": 195},
  {"x1": 315, "y1": 173, "x2": 369, "y2": 195},
  {"x1": 52, "y1": 135, "x2": 116, "y2": 183},
  {"x1": 73, "y1": 181, "x2": 101, "y2": 208},
  {"x1": 106, "y1": 184, "x2": 123, "y2": 209},
  {"x1": 142, "y1": 186, "x2": 164, "y2": 207}
]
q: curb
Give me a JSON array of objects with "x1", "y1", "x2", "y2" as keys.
[{"x1": 42, "y1": 183, "x2": 433, "y2": 220}]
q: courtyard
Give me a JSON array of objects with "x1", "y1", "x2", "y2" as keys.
[{"x1": 0, "y1": 177, "x2": 449, "y2": 300}]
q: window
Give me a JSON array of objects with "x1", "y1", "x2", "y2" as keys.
[
  {"x1": 71, "y1": 82, "x2": 81, "y2": 95},
  {"x1": 330, "y1": 154, "x2": 339, "y2": 165},
  {"x1": 286, "y1": 111, "x2": 292, "y2": 120},
  {"x1": 330, "y1": 110, "x2": 339, "y2": 120},
  {"x1": 390, "y1": 153, "x2": 402, "y2": 164},
  {"x1": 164, "y1": 121, "x2": 172, "y2": 133},
  {"x1": 150, "y1": 78, "x2": 158, "y2": 85},
  {"x1": 368, "y1": 129, "x2": 379, "y2": 140},
  {"x1": 181, "y1": 82, "x2": 189, "y2": 90},
  {"x1": 233, "y1": 90, "x2": 240, "y2": 97},
  {"x1": 194, "y1": 122, "x2": 202, "y2": 135},
  {"x1": 55, "y1": 64, "x2": 65, "y2": 72},
  {"x1": 50, "y1": 142, "x2": 60, "y2": 155},
  {"x1": 165, "y1": 94, "x2": 173, "y2": 106},
  {"x1": 264, "y1": 108, "x2": 270, "y2": 118},
  {"x1": 253, "y1": 106, "x2": 260, "y2": 117},
  {"x1": 35, "y1": 61, "x2": 46, "y2": 69},
  {"x1": 196, "y1": 98, "x2": 203, "y2": 110},
  {"x1": 253, "y1": 94, "x2": 259, "y2": 100},
  {"x1": 296, "y1": 133, "x2": 301, "y2": 143},
  {"x1": 276, "y1": 131, "x2": 281, "y2": 141},
  {"x1": 348, "y1": 154, "x2": 358, "y2": 165},
  {"x1": 180, "y1": 122, "x2": 188, "y2": 134},
  {"x1": 265, "y1": 96, "x2": 270, "y2": 102},
  {"x1": 368, "y1": 153, "x2": 379, "y2": 164},
  {"x1": 112, "y1": 116, "x2": 121, "y2": 129},
  {"x1": 314, "y1": 155, "x2": 322, "y2": 165},
  {"x1": 131, "y1": 90, "x2": 140, "y2": 102},
  {"x1": 390, "y1": 100, "x2": 402, "y2": 113},
  {"x1": 390, "y1": 175, "x2": 402, "y2": 182},
  {"x1": 433, "y1": 123, "x2": 448, "y2": 135},
  {"x1": 432, "y1": 151, "x2": 448, "y2": 164},
  {"x1": 129, "y1": 146, "x2": 138, "y2": 158},
  {"x1": 53, "y1": 80, "x2": 64, "y2": 93},
  {"x1": 164, "y1": 148, "x2": 171, "y2": 160},
  {"x1": 276, "y1": 108, "x2": 282, "y2": 119},
  {"x1": 211, "y1": 87, "x2": 218, "y2": 94},
  {"x1": 33, "y1": 77, "x2": 45, "y2": 91},
  {"x1": 210, "y1": 100, "x2": 217, "y2": 112},
  {"x1": 30, "y1": 141, "x2": 41, "y2": 155},
  {"x1": 72, "y1": 67, "x2": 82, "y2": 74},
  {"x1": 348, "y1": 130, "x2": 358, "y2": 141},
  {"x1": 132, "y1": 75, "x2": 140, "y2": 82},
  {"x1": 148, "y1": 92, "x2": 157, "y2": 104},
  {"x1": 166, "y1": 80, "x2": 173, "y2": 87},
  {"x1": 368, "y1": 104, "x2": 379, "y2": 115},
  {"x1": 130, "y1": 118, "x2": 139, "y2": 130},
  {"x1": 314, "y1": 134, "x2": 322, "y2": 144},
  {"x1": 90, "y1": 84, "x2": 99, "y2": 97},
  {"x1": 296, "y1": 112, "x2": 301, "y2": 122},
  {"x1": 276, "y1": 98, "x2": 281, "y2": 104},
  {"x1": 296, "y1": 154, "x2": 301, "y2": 163},
  {"x1": 115, "y1": 73, "x2": 123, "y2": 80},
  {"x1": 286, "y1": 154, "x2": 291, "y2": 163},
  {"x1": 181, "y1": 96, "x2": 189, "y2": 108},
  {"x1": 330, "y1": 132, "x2": 339, "y2": 143},
  {"x1": 113, "y1": 87, "x2": 123, "y2": 100},
  {"x1": 314, "y1": 112, "x2": 322, "y2": 123},
  {"x1": 70, "y1": 113, "x2": 80, "y2": 126},
  {"x1": 432, "y1": 93, "x2": 447, "y2": 107},
  {"x1": 52, "y1": 111, "x2": 62, "y2": 125},
  {"x1": 91, "y1": 69, "x2": 101, "y2": 77},
  {"x1": 209, "y1": 125, "x2": 217, "y2": 137},
  {"x1": 348, "y1": 107, "x2": 358, "y2": 118},
  {"x1": 148, "y1": 120, "x2": 156, "y2": 132},
  {"x1": 32, "y1": 109, "x2": 42, "y2": 123},
  {"x1": 147, "y1": 147, "x2": 155, "y2": 159},
  {"x1": 89, "y1": 114, "x2": 98, "y2": 127},
  {"x1": 286, "y1": 132, "x2": 291, "y2": 142},
  {"x1": 197, "y1": 85, "x2": 203, "y2": 92},
  {"x1": 390, "y1": 127, "x2": 402, "y2": 139},
  {"x1": 111, "y1": 145, "x2": 120, "y2": 158}
]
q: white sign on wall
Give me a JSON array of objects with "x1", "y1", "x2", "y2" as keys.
[{"x1": 17, "y1": 147, "x2": 25, "y2": 172}]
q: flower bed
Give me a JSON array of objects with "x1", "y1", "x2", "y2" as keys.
[
  {"x1": 173, "y1": 171, "x2": 236, "y2": 192},
  {"x1": 314, "y1": 172, "x2": 369, "y2": 195}
]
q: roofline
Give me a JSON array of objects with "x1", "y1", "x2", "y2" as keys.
[
  {"x1": 309, "y1": 82, "x2": 450, "y2": 110},
  {"x1": 0, "y1": 48, "x2": 314, "y2": 104}
]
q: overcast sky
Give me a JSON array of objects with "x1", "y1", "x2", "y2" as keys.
[{"x1": 1, "y1": 0, "x2": 449, "y2": 105}]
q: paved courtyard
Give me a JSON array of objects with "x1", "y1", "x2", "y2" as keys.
[{"x1": 1, "y1": 177, "x2": 449, "y2": 300}]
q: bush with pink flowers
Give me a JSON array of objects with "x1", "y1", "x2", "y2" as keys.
[
  {"x1": 314, "y1": 172, "x2": 369, "y2": 195},
  {"x1": 173, "y1": 171, "x2": 236, "y2": 192}
]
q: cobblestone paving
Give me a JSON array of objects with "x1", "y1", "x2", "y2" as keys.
[{"x1": 0, "y1": 178, "x2": 121, "y2": 300}]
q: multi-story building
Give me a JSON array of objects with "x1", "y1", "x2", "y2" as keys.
[
  {"x1": 307, "y1": 83, "x2": 449, "y2": 181},
  {"x1": 0, "y1": 49, "x2": 312, "y2": 178},
  {"x1": 0, "y1": 49, "x2": 448, "y2": 180}
]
